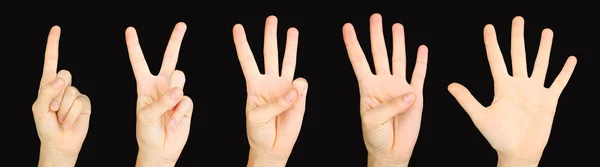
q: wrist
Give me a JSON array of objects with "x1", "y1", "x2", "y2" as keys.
[
  {"x1": 367, "y1": 153, "x2": 408, "y2": 167},
  {"x1": 135, "y1": 150, "x2": 176, "y2": 167},
  {"x1": 497, "y1": 152, "x2": 539, "y2": 167},
  {"x1": 38, "y1": 145, "x2": 78, "y2": 167},
  {"x1": 247, "y1": 148, "x2": 287, "y2": 167}
]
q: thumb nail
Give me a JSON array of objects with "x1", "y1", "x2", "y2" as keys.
[
  {"x1": 286, "y1": 90, "x2": 297, "y2": 102},
  {"x1": 403, "y1": 93, "x2": 415, "y2": 103}
]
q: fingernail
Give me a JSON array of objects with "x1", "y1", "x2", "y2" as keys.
[
  {"x1": 403, "y1": 93, "x2": 415, "y2": 103},
  {"x1": 302, "y1": 88, "x2": 308, "y2": 96},
  {"x1": 50, "y1": 100, "x2": 59, "y2": 111},
  {"x1": 171, "y1": 89, "x2": 180, "y2": 100},
  {"x1": 63, "y1": 122, "x2": 69, "y2": 129},
  {"x1": 53, "y1": 79, "x2": 63, "y2": 88},
  {"x1": 58, "y1": 116, "x2": 63, "y2": 123},
  {"x1": 286, "y1": 90, "x2": 297, "y2": 102},
  {"x1": 169, "y1": 118, "x2": 177, "y2": 127}
]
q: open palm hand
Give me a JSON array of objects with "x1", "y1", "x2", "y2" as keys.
[
  {"x1": 343, "y1": 14, "x2": 428, "y2": 164},
  {"x1": 125, "y1": 23, "x2": 194, "y2": 165},
  {"x1": 448, "y1": 16, "x2": 577, "y2": 165}
]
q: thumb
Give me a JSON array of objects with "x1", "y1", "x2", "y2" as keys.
[
  {"x1": 139, "y1": 87, "x2": 183, "y2": 123},
  {"x1": 447, "y1": 83, "x2": 485, "y2": 123},
  {"x1": 247, "y1": 89, "x2": 297, "y2": 124},
  {"x1": 362, "y1": 92, "x2": 416, "y2": 125}
]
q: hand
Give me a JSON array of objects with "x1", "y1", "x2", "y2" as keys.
[
  {"x1": 233, "y1": 16, "x2": 309, "y2": 167},
  {"x1": 125, "y1": 23, "x2": 194, "y2": 167},
  {"x1": 32, "y1": 26, "x2": 92, "y2": 167},
  {"x1": 447, "y1": 16, "x2": 577, "y2": 167},
  {"x1": 343, "y1": 13, "x2": 428, "y2": 166}
]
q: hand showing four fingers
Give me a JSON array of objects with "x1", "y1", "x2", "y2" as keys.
[
  {"x1": 448, "y1": 16, "x2": 577, "y2": 167},
  {"x1": 32, "y1": 26, "x2": 92, "y2": 167},
  {"x1": 233, "y1": 16, "x2": 309, "y2": 167},
  {"x1": 125, "y1": 23, "x2": 194, "y2": 167},
  {"x1": 343, "y1": 14, "x2": 428, "y2": 166}
]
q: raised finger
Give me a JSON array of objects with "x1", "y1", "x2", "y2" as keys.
[
  {"x1": 281, "y1": 27, "x2": 299, "y2": 80},
  {"x1": 369, "y1": 13, "x2": 390, "y2": 75},
  {"x1": 410, "y1": 45, "x2": 428, "y2": 91},
  {"x1": 125, "y1": 27, "x2": 151, "y2": 78},
  {"x1": 510, "y1": 16, "x2": 528, "y2": 77},
  {"x1": 41, "y1": 26, "x2": 61, "y2": 86},
  {"x1": 550, "y1": 56, "x2": 577, "y2": 96},
  {"x1": 531, "y1": 29, "x2": 554, "y2": 84},
  {"x1": 264, "y1": 16, "x2": 279, "y2": 76},
  {"x1": 233, "y1": 24, "x2": 261, "y2": 79},
  {"x1": 159, "y1": 22, "x2": 187, "y2": 75},
  {"x1": 343, "y1": 23, "x2": 373, "y2": 80},
  {"x1": 483, "y1": 25, "x2": 510, "y2": 80},
  {"x1": 391, "y1": 23, "x2": 407, "y2": 77}
]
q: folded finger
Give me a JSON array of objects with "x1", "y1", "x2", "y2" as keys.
[
  {"x1": 57, "y1": 86, "x2": 80, "y2": 123},
  {"x1": 63, "y1": 94, "x2": 91, "y2": 129},
  {"x1": 168, "y1": 96, "x2": 193, "y2": 127}
]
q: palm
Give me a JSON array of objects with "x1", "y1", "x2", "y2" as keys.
[
  {"x1": 126, "y1": 23, "x2": 194, "y2": 161},
  {"x1": 448, "y1": 16, "x2": 577, "y2": 163},
  {"x1": 245, "y1": 76, "x2": 293, "y2": 152},
  {"x1": 38, "y1": 114, "x2": 88, "y2": 155},
  {"x1": 480, "y1": 79, "x2": 555, "y2": 161},
  {"x1": 359, "y1": 76, "x2": 421, "y2": 155},
  {"x1": 136, "y1": 75, "x2": 189, "y2": 156},
  {"x1": 343, "y1": 14, "x2": 428, "y2": 163},
  {"x1": 233, "y1": 16, "x2": 309, "y2": 159}
]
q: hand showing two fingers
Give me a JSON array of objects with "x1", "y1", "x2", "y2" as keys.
[
  {"x1": 233, "y1": 16, "x2": 309, "y2": 166},
  {"x1": 32, "y1": 26, "x2": 91, "y2": 161},
  {"x1": 126, "y1": 23, "x2": 194, "y2": 166}
]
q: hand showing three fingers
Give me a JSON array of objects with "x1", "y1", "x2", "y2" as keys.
[
  {"x1": 448, "y1": 16, "x2": 577, "y2": 167},
  {"x1": 32, "y1": 26, "x2": 92, "y2": 167},
  {"x1": 343, "y1": 14, "x2": 428, "y2": 167},
  {"x1": 126, "y1": 23, "x2": 194, "y2": 167},
  {"x1": 233, "y1": 16, "x2": 309, "y2": 167}
]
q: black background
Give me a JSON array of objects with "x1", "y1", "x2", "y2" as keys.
[{"x1": 3, "y1": 4, "x2": 598, "y2": 167}]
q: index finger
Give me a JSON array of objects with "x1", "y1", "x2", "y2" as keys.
[
  {"x1": 125, "y1": 27, "x2": 152, "y2": 79},
  {"x1": 41, "y1": 26, "x2": 61, "y2": 86},
  {"x1": 343, "y1": 23, "x2": 373, "y2": 81},
  {"x1": 233, "y1": 24, "x2": 261, "y2": 79}
]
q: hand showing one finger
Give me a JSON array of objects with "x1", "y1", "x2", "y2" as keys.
[{"x1": 32, "y1": 26, "x2": 92, "y2": 167}]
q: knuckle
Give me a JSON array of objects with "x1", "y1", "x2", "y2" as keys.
[
  {"x1": 65, "y1": 86, "x2": 80, "y2": 95},
  {"x1": 39, "y1": 85, "x2": 54, "y2": 94}
]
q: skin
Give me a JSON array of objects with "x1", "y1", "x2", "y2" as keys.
[
  {"x1": 448, "y1": 16, "x2": 577, "y2": 167},
  {"x1": 32, "y1": 26, "x2": 92, "y2": 167},
  {"x1": 125, "y1": 23, "x2": 195, "y2": 167},
  {"x1": 342, "y1": 13, "x2": 429, "y2": 167},
  {"x1": 233, "y1": 15, "x2": 309, "y2": 167}
]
